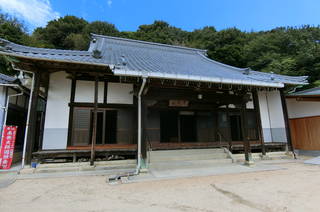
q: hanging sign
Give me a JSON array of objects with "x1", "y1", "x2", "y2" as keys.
[
  {"x1": 169, "y1": 100, "x2": 189, "y2": 107},
  {"x1": 0, "y1": 126, "x2": 18, "y2": 169}
]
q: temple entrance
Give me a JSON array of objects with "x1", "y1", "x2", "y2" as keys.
[
  {"x1": 160, "y1": 111, "x2": 179, "y2": 142},
  {"x1": 159, "y1": 111, "x2": 197, "y2": 143},
  {"x1": 160, "y1": 111, "x2": 198, "y2": 143},
  {"x1": 230, "y1": 114, "x2": 243, "y2": 141},
  {"x1": 145, "y1": 87, "x2": 260, "y2": 150},
  {"x1": 180, "y1": 112, "x2": 197, "y2": 142}
]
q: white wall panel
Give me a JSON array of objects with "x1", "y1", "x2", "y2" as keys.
[
  {"x1": 44, "y1": 71, "x2": 71, "y2": 129},
  {"x1": 287, "y1": 98, "x2": 320, "y2": 119},
  {"x1": 258, "y1": 90, "x2": 287, "y2": 143},
  {"x1": 107, "y1": 83, "x2": 133, "y2": 104},
  {"x1": 43, "y1": 71, "x2": 71, "y2": 149},
  {"x1": 267, "y1": 90, "x2": 285, "y2": 128},
  {"x1": 75, "y1": 80, "x2": 104, "y2": 103},
  {"x1": 258, "y1": 91, "x2": 272, "y2": 142},
  {"x1": 258, "y1": 92, "x2": 271, "y2": 128}
]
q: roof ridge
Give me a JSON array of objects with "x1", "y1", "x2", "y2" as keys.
[{"x1": 91, "y1": 33, "x2": 207, "y2": 54}]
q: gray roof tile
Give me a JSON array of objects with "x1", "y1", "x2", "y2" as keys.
[
  {"x1": 89, "y1": 34, "x2": 307, "y2": 87},
  {"x1": 0, "y1": 38, "x2": 104, "y2": 65}
]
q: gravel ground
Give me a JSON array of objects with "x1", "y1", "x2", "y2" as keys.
[{"x1": 0, "y1": 161, "x2": 319, "y2": 212}]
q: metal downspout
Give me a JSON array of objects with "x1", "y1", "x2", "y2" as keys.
[
  {"x1": 21, "y1": 72, "x2": 34, "y2": 169},
  {"x1": 11, "y1": 64, "x2": 35, "y2": 169},
  {"x1": 135, "y1": 77, "x2": 147, "y2": 174}
]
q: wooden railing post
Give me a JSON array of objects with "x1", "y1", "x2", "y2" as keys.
[{"x1": 240, "y1": 96, "x2": 253, "y2": 165}]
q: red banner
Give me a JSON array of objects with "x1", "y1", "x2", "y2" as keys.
[{"x1": 0, "y1": 126, "x2": 18, "y2": 169}]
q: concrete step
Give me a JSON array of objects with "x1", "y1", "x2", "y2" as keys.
[
  {"x1": 34, "y1": 164, "x2": 136, "y2": 174},
  {"x1": 149, "y1": 158, "x2": 233, "y2": 170},
  {"x1": 20, "y1": 160, "x2": 136, "y2": 175},
  {"x1": 149, "y1": 148, "x2": 229, "y2": 163},
  {"x1": 150, "y1": 148, "x2": 225, "y2": 156},
  {"x1": 36, "y1": 159, "x2": 136, "y2": 169},
  {"x1": 232, "y1": 151, "x2": 294, "y2": 162},
  {"x1": 149, "y1": 153, "x2": 228, "y2": 162}
]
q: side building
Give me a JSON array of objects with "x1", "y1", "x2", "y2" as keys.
[{"x1": 286, "y1": 87, "x2": 320, "y2": 155}]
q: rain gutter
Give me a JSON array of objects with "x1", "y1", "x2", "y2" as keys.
[
  {"x1": 112, "y1": 69, "x2": 285, "y2": 88},
  {"x1": 11, "y1": 64, "x2": 34, "y2": 169}
]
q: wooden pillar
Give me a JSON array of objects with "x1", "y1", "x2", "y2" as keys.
[
  {"x1": 280, "y1": 89, "x2": 294, "y2": 153},
  {"x1": 38, "y1": 73, "x2": 50, "y2": 151},
  {"x1": 226, "y1": 105, "x2": 232, "y2": 150},
  {"x1": 90, "y1": 76, "x2": 99, "y2": 166},
  {"x1": 26, "y1": 69, "x2": 41, "y2": 164},
  {"x1": 240, "y1": 97, "x2": 252, "y2": 163},
  {"x1": 67, "y1": 75, "x2": 76, "y2": 147},
  {"x1": 252, "y1": 90, "x2": 266, "y2": 155}
]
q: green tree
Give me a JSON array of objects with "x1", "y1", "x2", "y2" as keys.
[
  {"x1": 0, "y1": 13, "x2": 26, "y2": 44},
  {"x1": 32, "y1": 16, "x2": 88, "y2": 49},
  {"x1": 83, "y1": 21, "x2": 119, "y2": 36},
  {"x1": 134, "y1": 20, "x2": 189, "y2": 45},
  {"x1": 206, "y1": 28, "x2": 249, "y2": 67}
]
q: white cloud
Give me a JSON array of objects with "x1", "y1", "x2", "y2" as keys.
[
  {"x1": 0, "y1": 0, "x2": 59, "y2": 28},
  {"x1": 107, "y1": 0, "x2": 112, "y2": 7}
]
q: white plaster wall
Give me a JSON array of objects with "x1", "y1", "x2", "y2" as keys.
[
  {"x1": 267, "y1": 90, "x2": 286, "y2": 128},
  {"x1": 286, "y1": 98, "x2": 320, "y2": 119},
  {"x1": 107, "y1": 83, "x2": 133, "y2": 104},
  {"x1": 43, "y1": 71, "x2": 71, "y2": 149},
  {"x1": 258, "y1": 91, "x2": 272, "y2": 142},
  {"x1": 75, "y1": 80, "x2": 104, "y2": 103},
  {"x1": 258, "y1": 90, "x2": 287, "y2": 143}
]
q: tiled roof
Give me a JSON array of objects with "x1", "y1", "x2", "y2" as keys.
[
  {"x1": 89, "y1": 34, "x2": 307, "y2": 87},
  {"x1": 0, "y1": 35, "x2": 308, "y2": 87},
  {"x1": 288, "y1": 87, "x2": 320, "y2": 97},
  {"x1": 0, "y1": 38, "x2": 104, "y2": 65}
]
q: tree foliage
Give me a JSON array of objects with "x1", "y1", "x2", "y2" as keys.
[
  {"x1": 0, "y1": 13, "x2": 320, "y2": 88},
  {"x1": 0, "y1": 13, "x2": 26, "y2": 44}
]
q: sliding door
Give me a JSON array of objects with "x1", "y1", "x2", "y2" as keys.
[{"x1": 71, "y1": 107, "x2": 135, "y2": 146}]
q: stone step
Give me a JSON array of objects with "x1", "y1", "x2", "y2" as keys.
[
  {"x1": 149, "y1": 158, "x2": 233, "y2": 170},
  {"x1": 232, "y1": 151, "x2": 294, "y2": 162},
  {"x1": 149, "y1": 148, "x2": 225, "y2": 156},
  {"x1": 36, "y1": 159, "x2": 136, "y2": 169},
  {"x1": 33, "y1": 164, "x2": 136, "y2": 174},
  {"x1": 149, "y1": 148, "x2": 229, "y2": 163},
  {"x1": 149, "y1": 153, "x2": 228, "y2": 162},
  {"x1": 20, "y1": 160, "x2": 136, "y2": 175}
]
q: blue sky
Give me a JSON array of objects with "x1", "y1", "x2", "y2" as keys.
[{"x1": 0, "y1": 0, "x2": 320, "y2": 32}]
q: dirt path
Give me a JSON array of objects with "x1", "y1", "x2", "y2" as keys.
[{"x1": 0, "y1": 161, "x2": 319, "y2": 212}]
